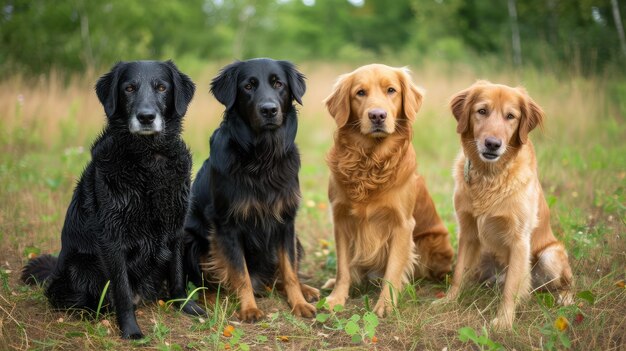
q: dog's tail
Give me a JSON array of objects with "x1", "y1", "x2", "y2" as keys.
[{"x1": 21, "y1": 254, "x2": 57, "y2": 286}]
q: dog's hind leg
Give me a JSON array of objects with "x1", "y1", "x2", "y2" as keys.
[
  {"x1": 532, "y1": 242, "x2": 574, "y2": 305},
  {"x1": 44, "y1": 255, "x2": 105, "y2": 312}
]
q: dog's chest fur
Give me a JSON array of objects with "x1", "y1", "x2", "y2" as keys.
[
  {"x1": 457, "y1": 151, "x2": 533, "y2": 217},
  {"x1": 227, "y1": 151, "x2": 300, "y2": 225},
  {"x1": 92, "y1": 136, "x2": 191, "y2": 253},
  {"x1": 328, "y1": 136, "x2": 414, "y2": 204}
]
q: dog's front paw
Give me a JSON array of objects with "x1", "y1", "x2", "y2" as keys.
[
  {"x1": 373, "y1": 298, "x2": 393, "y2": 318},
  {"x1": 118, "y1": 314, "x2": 143, "y2": 340},
  {"x1": 325, "y1": 293, "x2": 347, "y2": 311},
  {"x1": 237, "y1": 307, "x2": 265, "y2": 323},
  {"x1": 180, "y1": 300, "x2": 207, "y2": 317},
  {"x1": 292, "y1": 302, "x2": 316, "y2": 318},
  {"x1": 557, "y1": 291, "x2": 574, "y2": 306},
  {"x1": 301, "y1": 284, "x2": 321, "y2": 303},
  {"x1": 490, "y1": 315, "x2": 513, "y2": 331},
  {"x1": 120, "y1": 321, "x2": 144, "y2": 340}
]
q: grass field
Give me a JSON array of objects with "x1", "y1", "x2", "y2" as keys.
[{"x1": 0, "y1": 61, "x2": 625, "y2": 350}]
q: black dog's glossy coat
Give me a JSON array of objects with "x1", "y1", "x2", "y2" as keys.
[
  {"x1": 21, "y1": 60, "x2": 205, "y2": 339},
  {"x1": 184, "y1": 58, "x2": 307, "y2": 299}
]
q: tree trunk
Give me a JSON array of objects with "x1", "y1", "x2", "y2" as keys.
[
  {"x1": 611, "y1": 0, "x2": 626, "y2": 58},
  {"x1": 508, "y1": 0, "x2": 522, "y2": 67}
]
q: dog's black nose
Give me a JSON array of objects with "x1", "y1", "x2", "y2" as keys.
[
  {"x1": 137, "y1": 111, "x2": 156, "y2": 125},
  {"x1": 260, "y1": 103, "x2": 278, "y2": 118},
  {"x1": 485, "y1": 137, "x2": 502, "y2": 151},
  {"x1": 368, "y1": 109, "x2": 387, "y2": 124}
]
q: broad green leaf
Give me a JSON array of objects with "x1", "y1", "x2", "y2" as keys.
[
  {"x1": 344, "y1": 320, "x2": 359, "y2": 336},
  {"x1": 576, "y1": 290, "x2": 595, "y2": 305},
  {"x1": 316, "y1": 313, "x2": 330, "y2": 323},
  {"x1": 316, "y1": 297, "x2": 327, "y2": 309},
  {"x1": 458, "y1": 327, "x2": 477, "y2": 342},
  {"x1": 559, "y1": 332, "x2": 571, "y2": 348}
]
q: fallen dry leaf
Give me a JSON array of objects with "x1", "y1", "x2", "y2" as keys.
[
  {"x1": 615, "y1": 280, "x2": 625, "y2": 288},
  {"x1": 223, "y1": 325, "x2": 235, "y2": 337},
  {"x1": 278, "y1": 335, "x2": 289, "y2": 342},
  {"x1": 574, "y1": 313, "x2": 584, "y2": 325},
  {"x1": 554, "y1": 316, "x2": 569, "y2": 331}
]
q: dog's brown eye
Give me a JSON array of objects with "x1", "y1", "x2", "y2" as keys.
[
  {"x1": 244, "y1": 84, "x2": 252, "y2": 90},
  {"x1": 273, "y1": 81, "x2": 283, "y2": 89},
  {"x1": 356, "y1": 89, "x2": 366, "y2": 97},
  {"x1": 125, "y1": 85, "x2": 135, "y2": 93},
  {"x1": 478, "y1": 108, "x2": 487, "y2": 115},
  {"x1": 387, "y1": 87, "x2": 396, "y2": 94},
  {"x1": 157, "y1": 84, "x2": 166, "y2": 92},
  {"x1": 506, "y1": 113, "x2": 515, "y2": 120}
]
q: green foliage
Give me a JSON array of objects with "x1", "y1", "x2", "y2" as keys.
[
  {"x1": 576, "y1": 290, "x2": 596, "y2": 305},
  {"x1": 95, "y1": 280, "x2": 110, "y2": 320},
  {"x1": 0, "y1": 268, "x2": 10, "y2": 292},
  {"x1": 457, "y1": 326, "x2": 504, "y2": 351},
  {"x1": 2, "y1": 0, "x2": 625, "y2": 75},
  {"x1": 315, "y1": 298, "x2": 380, "y2": 344}
]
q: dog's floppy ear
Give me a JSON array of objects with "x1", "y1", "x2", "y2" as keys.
[
  {"x1": 450, "y1": 88, "x2": 470, "y2": 134},
  {"x1": 95, "y1": 62, "x2": 125, "y2": 117},
  {"x1": 517, "y1": 88, "x2": 545, "y2": 144},
  {"x1": 279, "y1": 60, "x2": 306, "y2": 105},
  {"x1": 450, "y1": 80, "x2": 490, "y2": 134},
  {"x1": 210, "y1": 61, "x2": 241, "y2": 110},
  {"x1": 398, "y1": 67, "x2": 423, "y2": 122},
  {"x1": 324, "y1": 73, "x2": 352, "y2": 128},
  {"x1": 165, "y1": 60, "x2": 196, "y2": 117}
]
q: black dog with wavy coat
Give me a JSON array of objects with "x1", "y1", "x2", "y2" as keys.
[
  {"x1": 184, "y1": 58, "x2": 319, "y2": 322},
  {"x1": 21, "y1": 60, "x2": 205, "y2": 339}
]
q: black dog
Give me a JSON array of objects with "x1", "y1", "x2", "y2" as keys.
[
  {"x1": 21, "y1": 60, "x2": 205, "y2": 339},
  {"x1": 184, "y1": 58, "x2": 319, "y2": 322}
]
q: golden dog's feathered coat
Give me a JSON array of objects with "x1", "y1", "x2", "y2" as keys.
[
  {"x1": 324, "y1": 64, "x2": 454, "y2": 317},
  {"x1": 443, "y1": 81, "x2": 573, "y2": 330}
]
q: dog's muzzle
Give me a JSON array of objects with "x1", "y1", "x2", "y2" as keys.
[{"x1": 130, "y1": 112, "x2": 163, "y2": 135}]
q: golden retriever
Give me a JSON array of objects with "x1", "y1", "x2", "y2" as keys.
[
  {"x1": 323, "y1": 64, "x2": 454, "y2": 317},
  {"x1": 442, "y1": 80, "x2": 574, "y2": 330}
]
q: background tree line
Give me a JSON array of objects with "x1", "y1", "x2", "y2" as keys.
[{"x1": 1, "y1": 0, "x2": 625, "y2": 76}]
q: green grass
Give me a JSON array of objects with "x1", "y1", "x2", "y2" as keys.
[{"x1": 0, "y1": 61, "x2": 625, "y2": 350}]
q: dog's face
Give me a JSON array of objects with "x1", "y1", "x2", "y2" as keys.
[
  {"x1": 450, "y1": 81, "x2": 544, "y2": 163},
  {"x1": 325, "y1": 64, "x2": 422, "y2": 138},
  {"x1": 210, "y1": 58, "x2": 306, "y2": 132},
  {"x1": 95, "y1": 60, "x2": 195, "y2": 136}
]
